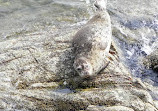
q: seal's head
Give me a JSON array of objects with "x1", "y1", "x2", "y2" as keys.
[
  {"x1": 73, "y1": 57, "x2": 93, "y2": 78},
  {"x1": 94, "y1": 0, "x2": 107, "y2": 10}
]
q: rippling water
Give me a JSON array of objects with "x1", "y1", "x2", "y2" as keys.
[
  {"x1": 0, "y1": 0, "x2": 90, "y2": 41},
  {"x1": 0, "y1": 0, "x2": 158, "y2": 110},
  {"x1": 108, "y1": 0, "x2": 158, "y2": 85}
]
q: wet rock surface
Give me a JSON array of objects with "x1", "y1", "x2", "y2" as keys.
[
  {"x1": 0, "y1": 26, "x2": 157, "y2": 111},
  {"x1": 86, "y1": 105, "x2": 135, "y2": 111}
]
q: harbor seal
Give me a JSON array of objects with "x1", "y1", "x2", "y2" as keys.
[{"x1": 72, "y1": 0, "x2": 112, "y2": 78}]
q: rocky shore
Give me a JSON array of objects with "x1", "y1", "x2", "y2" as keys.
[
  {"x1": 0, "y1": 0, "x2": 158, "y2": 111},
  {"x1": 0, "y1": 24, "x2": 157, "y2": 110}
]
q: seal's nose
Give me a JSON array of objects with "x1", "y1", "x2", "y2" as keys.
[
  {"x1": 76, "y1": 64, "x2": 88, "y2": 72},
  {"x1": 83, "y1": 73, "x2": 91, "y2": 79},
  {"x1": 84, "y1": 72, "x2": 89, "y2": 75}
]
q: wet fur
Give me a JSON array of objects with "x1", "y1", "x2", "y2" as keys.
[{"x1": 72, "y1": 0, "x2": 112, "y2": 78}]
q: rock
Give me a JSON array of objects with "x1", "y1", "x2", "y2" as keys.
[
  {"x1": 0, "y1": 28, "x2": 76, "y2": 89},
  {"x1": 0, "y1": 100, "x2": 7, "y2": 110},
  {"x1": 130, "y1": 88, "x2": 153, "y2": 104},
  {"x1": 79, "y1": 88, "x2": 146, "y2": 111},
  {"x1": 15, "y1": 89, "x2": 90, "y2": 111},
  {"x1": 132, "y1": 78, "x2": 147, "y2": 89},
  {"x1": 145, "y1": 103, "x2": 157, "y2": 111},
  {"x1": 0, "y1": 23, "x2": 157, "y2": 111},
  {"x1": 86, "y1": 105, "x2": 134, "y2": 111},
  {"x1": 143, "y1": 82, "x2": 158, "y2": 100},
  {"x1": 29, "y1": 82, "x2": 59, "y2": 89},
  {"x1": 153, "y1": 101, "x2": 158, "y2": 109},
  {"x1": 143, "y1": 49, "x2": 158, "y2": 73}
]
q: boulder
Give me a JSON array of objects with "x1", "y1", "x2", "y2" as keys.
[
  {"x1": 0, "y1": 27, "x2": 157, "y2": 111},
  {"x1": 143, "y1": 49, "x2": 158, "y2": 73}
]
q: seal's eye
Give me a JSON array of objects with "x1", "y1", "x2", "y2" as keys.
[
  {"x1": 76, "y1": 66, "x2": 82, "y2": 72},
  {"x1": 94, "y1": 4, "x2": 100, "y2": 9}
]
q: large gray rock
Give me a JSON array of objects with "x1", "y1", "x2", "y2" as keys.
[
  {"x1": 0, "y1": 27, "x2": 157, "y2": 111},
  {"x1": 143, "y1": 49, "x2": 158, "y2": 73}
]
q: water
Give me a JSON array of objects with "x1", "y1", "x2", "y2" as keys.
[
  {"x1": 0, "y1": 0, "x2": 158, "y2": 110},
  {"x1": 0, "y1": 0, "x2": 90, "y2": 41},
  {"x1": 108, "y1": 0, "x2": 158, "y2": 85}
]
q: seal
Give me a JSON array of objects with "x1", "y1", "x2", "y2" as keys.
[{"x1": 72, "y1": 0, "x2": 112, "y2": 78}]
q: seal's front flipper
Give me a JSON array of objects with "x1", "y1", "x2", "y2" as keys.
[{"x1": 98, "y1": 61, "x2": 110, "y2": 74}]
